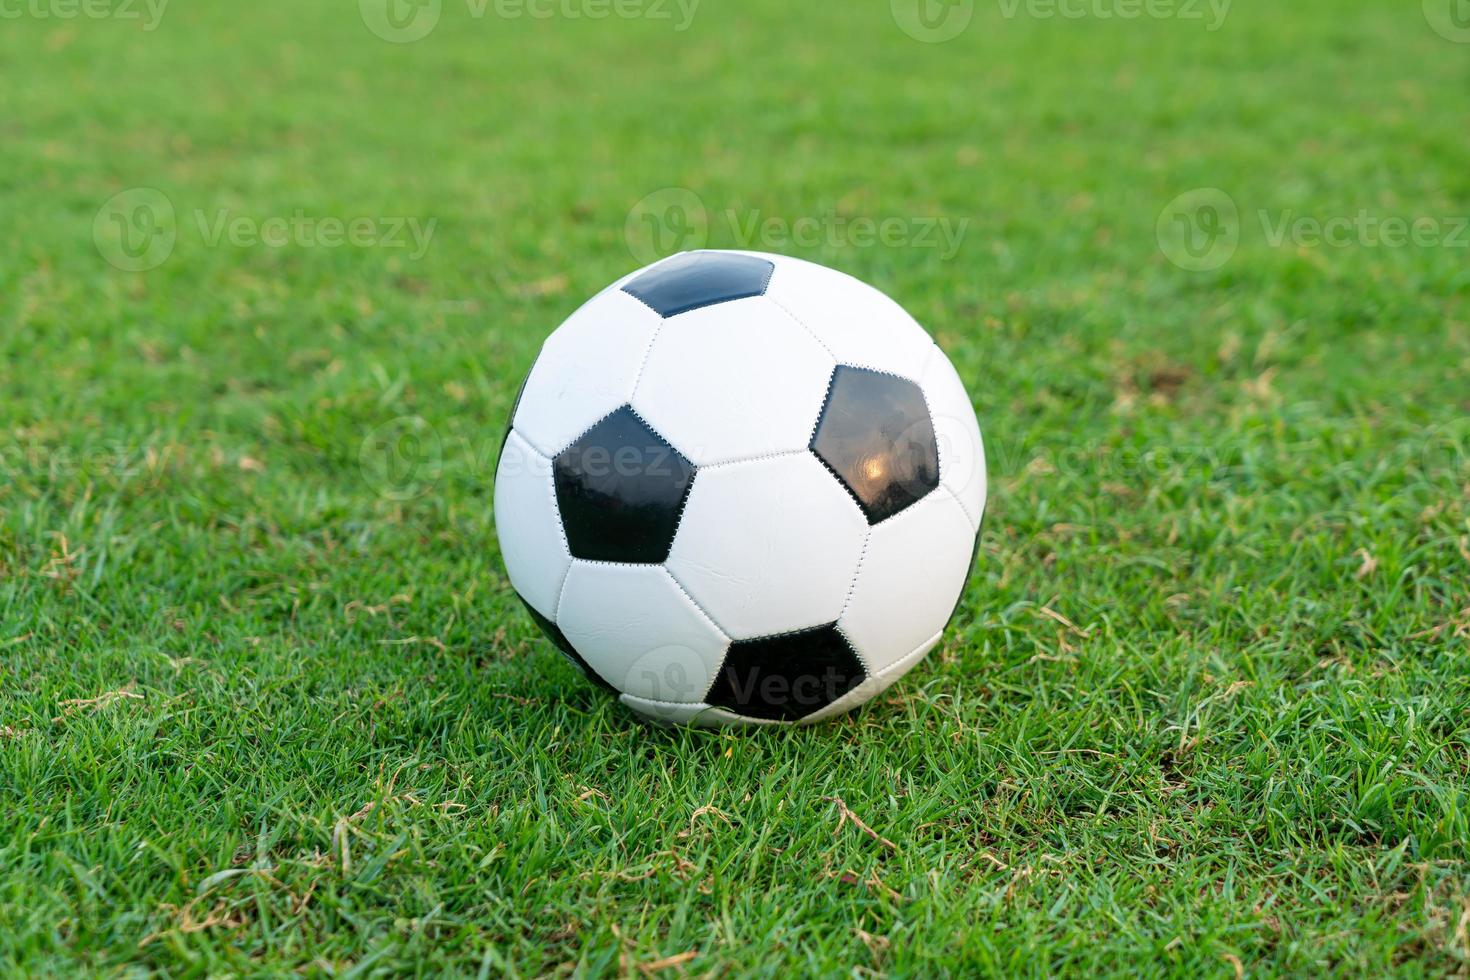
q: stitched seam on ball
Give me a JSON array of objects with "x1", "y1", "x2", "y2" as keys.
[
  {"x1": 708, "y1": 615, "x2": 859, "y2": 646},
  {"x1": 533, "y1": 435, "x2": 574, "y2": 559},
  {"x1": 832, "y1": 621, "x2": 872, "y2": 678},
  {"x1": 805, "y1": 628, "x2": 940, "y2": 719},
  {"x1": 621, "y1": 403, "x2": 700, "y2": 557},
  {"x1": 756, "y1": 257, "x2": 776, "y2": 295},
  {"x1": 620, "y1": 285, "x2": 664, "y2": 317},
  {"x1": 652, "y1": 291, "x2": 769, "y2": 319},
  {"x1": 923, "y1": 344, "x2": 976, "y2": 526},
  {"x1": 810, "y1": 445, "x2": 870, "y2": 521},
  {"x1": 699, "y1": 448, "x2": 811, "y2": 470},
  {"x1": 551, "y1": 560, "x2": 574, "y2": 622},
  {"x1": 713, "y1": 620, "x2": 846, "y2": 644},
  {"x1": 626, "y1": 315, "x2": 667, "y2": 403},
  {"x1": 705, "y1": 709, "x2": 783, "y2": 727},
  {"x1": 511, "y1": 423, "x2": 557, "y2": 464},
  {"x1": 767, "y1": 294, "x2": 928, "y2": 386},
  {"x1": 570, "y1": 557, "x2": 670, "y2": 571},
  {"x1": 628, "y1": 326, "x2": 664, "y2": 394},
  {"x1": 633, "y1": 703, "x2": 783, "y2": 726},
  {"x1": 950, "y1": 469, "x2": 986, "y2": 531},
  {"x1": 928, "y1": 382, "x2": 950, "y2": 498},
  {"x1": 836, "y1": 526, "x2": 874, "y2": 624},
  {"x1": 806, "y1": 365, "x2": 838, "y2": 449},
  {"x1": 556, "y1": 406, "x2": 624, "y2": 461},
  {"x1": 834, "y1": 524, "x2": 874, "y2": 679},
  {"x1": 659, "y1": 566, "x2": 731, "y2": 643},
  {"x1": 943, "y1": 483, "x2": 979, "y2": 536},
  {"x1": 622, "y1": 693, "x2": 709, "y2": 708},
  {"x1": 764, "y1": 292, "x2": 838, "y2": 363},
  {"x1": 878, "y1": 629, "x2": 944, "y2": 682},
  {"x1": 833, "y1": 362, "x2": 923, "y2": 384},
  {"x1": 835, "y1": 627, "x2": 942, "y2": 709},
  {"x1": 834, "y1": 361, "x2": 927, "y2": 387},
  {"x1": 795, "y1": 629, "x2": 943, "y2": 725}
]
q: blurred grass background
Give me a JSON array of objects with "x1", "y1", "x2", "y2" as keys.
[{"x1": 1, "y1": 0, "x2": 1468, "y2": 973}]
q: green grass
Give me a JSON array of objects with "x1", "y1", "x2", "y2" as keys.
[{"x1": 2, "y1": 0, "x2": 1469, "y2": 974}]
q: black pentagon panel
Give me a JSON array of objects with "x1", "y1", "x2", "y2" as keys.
[
  {"x1": 622, "y1": 251, "x2": 775, "y2": 318},
  {"x1": 518, "y1": 596, "x2": 615, "y2": 691},
  {"x1": 811, "y1": 366, "x2": 939, "y2": 525},
  {"x1": 705, "y1": 624, "x2": 866, "y2": 722},
  {"x1": 553, "y1": 406, "x2": 695, "y2": 564}
]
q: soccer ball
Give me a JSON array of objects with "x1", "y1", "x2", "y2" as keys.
[{"x1": 494, "y1": 250, "x2": 985, "y2": 726}]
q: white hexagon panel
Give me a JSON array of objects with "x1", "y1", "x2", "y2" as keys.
[
  {"x1": 762, "y1": 253, "x2": 936, "y2": 383},
  {"x1": 665, "y1": 452, "x2": 868, "y2": 640},
  {"x1": 511, "y1": 288, "x2": 664, "y2": 457},
  {"x1": 631, "y1": 296, "x2": 834, "y2": 466},
  {"x1": 493, "y1": 431, "x2": 568, "y2": 621},
  {"x1": 838, "y1": 489, "x2": 976, "y2": 675},
  {"x1": 556, "y1": 562, "x2": 729, "y2": 703},
  {"x1": 920, "y1": 346, "x2": 987, "y2": 530}
]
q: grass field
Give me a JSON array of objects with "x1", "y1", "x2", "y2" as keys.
[{"x1": 2, "y1": 0, "x2": 1469, "y2": 974}]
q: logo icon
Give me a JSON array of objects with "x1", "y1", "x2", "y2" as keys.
[
  {"x1": 1156, "y1": 188, "x2": 1240, "y2": 272},
  {"x1": 359, "y1": 416, "x2": 444, "y2": 500},
  {"x1": 93, "y1": 188, "x2": 176, "y2": 272},
  {"x1": 359, "y1": 0, "x2": 442, "y2": 43},
  {"x1": 1424, "y1": 0, "x2": 1470, "y2": 42},
  {"x1": 1419, "y1": 421, "x2": 1469, "y2": 480},
  {"x1": 928, "y1": 412, "x2": 985, "y2": 507},
  {"x1": 622, "y1": 642, "x2": 721, "y2": 724},
  {"x1": 624, "y1": 187, "x2": 710, "y2": 265},
  {"x1": 891, "y1": 0, "x2": 975, "y2": 43}
]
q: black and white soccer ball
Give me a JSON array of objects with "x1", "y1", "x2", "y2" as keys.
[{"x1": 494, "y1": 250, "x2": 985, "y2": 726}]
